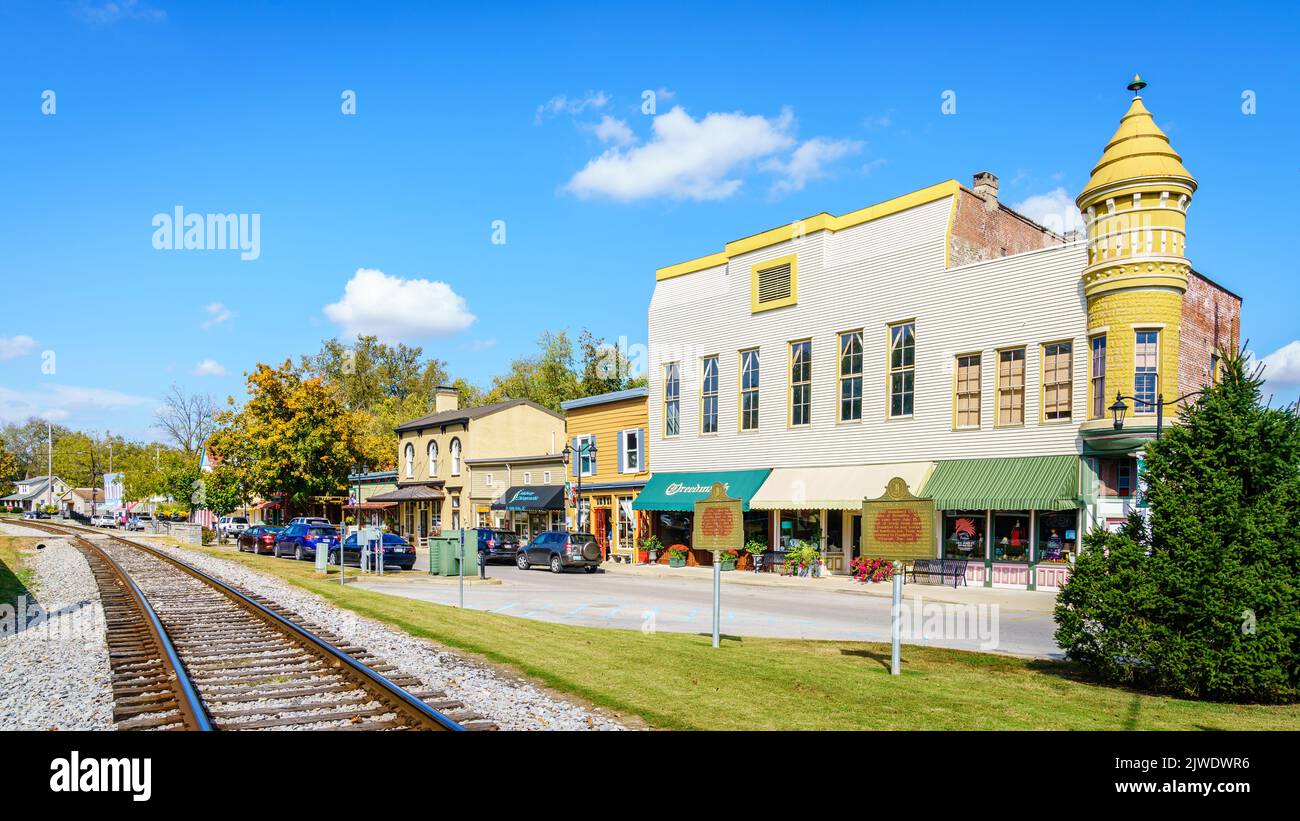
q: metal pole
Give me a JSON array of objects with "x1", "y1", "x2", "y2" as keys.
[
  {"x1": 46, "y1": 420, "x2": 52, "y2": 511},
  {"x1": 890, "y1": 561, "x2": 902, "y2": 675},
  {"x1": 458, "y1": 528, "x2": 465, "y2": 608},
  {"x1": 712, "y1": 554, "x2": 721, "y2": 648},
  {"x1": 1156, "y1": 393, "x2": 1164, "y2": 440}
]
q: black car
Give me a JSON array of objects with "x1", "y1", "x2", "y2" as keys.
[
  {"x1": 475, "y1": 528, "x2": 521, "y2": 563},
  {"x1": 516, "y1": 531, "x2": 602, "y2": 574},
  {"x1": 329, "y1": 532, "x2": 417, "y2": 570}
]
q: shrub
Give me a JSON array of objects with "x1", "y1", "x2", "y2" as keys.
[
  {"x1": 1055, "y1": 350, "x2": 1300, "y2": 703},
  {"x1": 201, "y1": 526, "x2": 216, "y2": 545}
]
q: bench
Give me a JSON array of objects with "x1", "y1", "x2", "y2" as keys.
[{"x1": 907, "y1": 559, "x2": 968, "y2": 588}]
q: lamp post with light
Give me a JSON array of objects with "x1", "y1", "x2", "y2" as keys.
[
  {"x1": 1108, "y1": 389, "x2": 1207, "y2": 440},
  {"x1": 561, "y1": 440, "x2": 597, "y2": 532}
]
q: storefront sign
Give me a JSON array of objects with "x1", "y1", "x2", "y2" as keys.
[
  {"x1": 862, "y1": 477, "x2": 935, "y2": 561},
  {"x1": 692, "y1": 483, "x2": 743, "y2": 552}
]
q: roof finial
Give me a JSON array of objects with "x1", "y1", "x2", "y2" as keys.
[{"x1": 1127, "y1": 73, "x2": 1147, "y2": 95}]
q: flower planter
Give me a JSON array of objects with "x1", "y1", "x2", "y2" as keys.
[
  {"x1": 719, "y1": 560, "x2": 736, "y2": 571},
  {"x1": 668, "y1": 556, "x2": 686, "y2": 568}
]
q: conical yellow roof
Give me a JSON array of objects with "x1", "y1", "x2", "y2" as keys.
[{"x1": 1078, "y1": 95, "x2": 1195, "y2": 204}]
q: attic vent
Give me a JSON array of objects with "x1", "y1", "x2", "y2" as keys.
[{"x1": 751, "y1": 254, "x2": 797, "y2": 313}]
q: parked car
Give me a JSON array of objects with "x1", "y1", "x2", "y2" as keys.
[
  {"x1": 218, "y1": 516, "x2": 250, "y2": 538},
  {"x1": 21, "y1": 510, "x2": 49, "y2": 520},
  {"x1": 91, "y1": 512, "x2": 117, "y2": 528},
  {"x1": 516, "y1": 531, "x2": 602, "y2": 574},
  {"x1": 237, "y1": 525, "x2": 284, "y2": 555},
  {"x1": 474, "y1": 528, "x2": 522, "y2": 563},
  {"x1": 329, "y1": 532, "x2": 416, "y2": 570},
  {"x1": 287, "y1": 516, "x2": 332, "y2": 527},
  {"x1": 274, "y1": 523, "x2": 340, "y2": 560},
  {"x1": 124, "y1": 516, "x2": 145, "y2": 531}
]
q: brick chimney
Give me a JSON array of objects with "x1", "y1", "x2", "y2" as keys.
[
  {"x1": 434, "y1": 386, "x2": 459, "y2": 414},
  {"x1": 972, "y1": 171, "x2": 999, "y2": 211}
]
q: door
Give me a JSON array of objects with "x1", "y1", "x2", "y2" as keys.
[
  {"x1": 850, "y1": 514, "x2": 862, "y2": 562},
  {"x1": 593, "y1": 508, "x2": 610, "y2": 558}
]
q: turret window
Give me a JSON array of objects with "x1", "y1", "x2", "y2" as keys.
[
  {"x1": 1134, "y1": 331, "x2": 1159, "y2": 414},
  {"x1": 1090, "y1": 336, "x2": 1107, "y2": 419}
]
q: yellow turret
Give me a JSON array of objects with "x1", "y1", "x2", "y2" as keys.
[{"x1": 1077, "y1": 77, "x2": 1195, "y2": 431}]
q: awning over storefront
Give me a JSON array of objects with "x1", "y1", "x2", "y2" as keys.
[
  {"x1": 491, "y1": 485, "x2": 565, "y2": 511},
  {"x1": 368, "y1": 485, "x2": 446, "y2": 502},
  {"x1": 343, "y1": 501, "x2": 398, "y2": 510},
  {"x1": 920, "y1": 456, "x2": 1082, "y2": 511},
  {"x1": 750, "y1": 462, "x2": 934, "y2": 510},
  {"x1": 632, "y1": 469, "x2": 771, "y2": 512}
]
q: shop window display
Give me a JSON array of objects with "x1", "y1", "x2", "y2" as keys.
[
  {"x1": 1036, "y1": 510, "x2": 1077, "y2": 561},
  {"x1": 943, "y1": 510, "x2": 986, "y2": 559},
  {"x1": 992, "y1": 512, "x2": 1030, "y2": 561}
]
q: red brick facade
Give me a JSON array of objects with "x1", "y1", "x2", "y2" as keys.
[
  {"x1": 1178, "y1": 271, "x2": 1242, "y2": 396},
  {"x1": 949, "y1": 187, "x2": 1066, "y2": 267}
]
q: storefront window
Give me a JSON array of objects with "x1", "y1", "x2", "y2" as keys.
[
  {"x1": 779, "y1": 510, "x2": 820, "y2": 550},
  {"x1": 743, "y1": 510, "x2": 768, "y2": 548},
  {"x1": 617, "y1": 498, "x2": 635, "y2": 549},
  {"x1": 1036, "y1": 511, "x2": 1077, "y2": 562},
  {"x1": 992, "y1": 512, "x2": 1030, "y2": 562},
  {"x1": 825, "y1": 511, "x2": 844, "y2": 553},
  {"x1": 656, "y1": 511, "x2": 693, "y2": 548},
  {"x1": 943, "y1": 510, "x2": 986, "y2": 559}
]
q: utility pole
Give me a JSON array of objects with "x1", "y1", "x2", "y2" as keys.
[{"x1": 46, "y1": 420, "x2": 53, "y2": 511}]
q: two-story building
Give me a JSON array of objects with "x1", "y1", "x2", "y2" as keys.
[
  {"x1": 638, "y1": 84, "x2": 1240, "y2": 589},
  {"x1": 2, "y1": 475, "x2": 71, "y2": 513},
  {"x1": 560, "y1": 388, "x2": 650, "y2": 560},
  {"x1": 370, "y1": 388, "x2": 566, "y2": 545},
  {"x1": 469, "y1": 453, "x2": 566, "y2": 537}
]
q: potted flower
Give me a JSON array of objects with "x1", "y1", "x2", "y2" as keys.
[
  {"x1": 717, "y1": 548, "x2": 739, "y2": 571},
  {"x1": 850, "y1": 556, "x2": 894, "y2": 584},
  {"x1": 667, "y1": 543, "x2": 690, "y2": 567},
  {"x1": 639, "y1": 534, "x2": 662, "y2": 565},
  {"x1": 744, "y1": 538, "x2": 767, "y2": 573}
]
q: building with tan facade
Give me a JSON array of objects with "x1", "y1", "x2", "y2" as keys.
[{"x1": 560, "y1": 388, "x2": 650, "y2": 560}]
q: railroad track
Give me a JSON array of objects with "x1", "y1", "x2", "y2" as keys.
[{"x1": 17, "y1": 520, "x2": 492, "y2": 731}]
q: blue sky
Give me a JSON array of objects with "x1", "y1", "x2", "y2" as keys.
[{"x1": 1, "y1": 0, "x2": 1297, "y2": 439}]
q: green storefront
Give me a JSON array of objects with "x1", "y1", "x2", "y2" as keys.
[{"x1": 633, "y1": 469, "x2": 770, "y2": 565}]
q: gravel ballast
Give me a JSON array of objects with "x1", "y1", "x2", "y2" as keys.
[
  {"x1": 138, "y1": 538, "x2": 628, "y2": 731},
  {"x1": 0, "y1": 531, "x2": 114, "y2": 730}
]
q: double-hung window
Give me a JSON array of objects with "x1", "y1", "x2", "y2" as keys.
[
  {"x1": 664, "y1": 362, "x2": 681, "y2": 436},
  {"x1": 700, "y1": 356, "x2": 718, "y2": 434},
  {"x1": 997, "y1": 348, "x2": 1026, "y2": 426},
  {"x1": 954, "y1": 354, "x2": 981, "y2": 429},
  {"x1": 1090, "y1": 335, "x2": 1107, "y2": 419},
  {"x1": 1134, "y1": 331, "x2": 1159, "y2": 414},
  {"x1": 789, "y1": 340, "x2": 811, "y2": 427},
  {"x1": 839, "y1": 331, "x2": 863, "y2": 422},
  {"x1": 620, "y1": 429, "x2": 642, "y2": 473},
  {"x1": 740, "y1": 349, "x2": 760, "y2": 431},
  {"x1": 1042, "y1": 342, "x2": 1073, "y2": 421},
  {"x1": 888, "y1": 322, "x2": 915, "y2": 417}
]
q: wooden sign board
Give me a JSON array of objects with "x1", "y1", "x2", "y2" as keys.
[
  {"x1": 862, "y1": 477, "x2": 935, "y2": 561},
  {"x1": 692, "y1": 482, "x2": 743, "y2": 553}
]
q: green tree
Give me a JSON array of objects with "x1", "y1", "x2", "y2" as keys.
[
  {"x1": 205, "y1": 463, "x2": 250, "y2": 517},
  {"x1": 0, "y1": 418, "x2": 71, "y2": 478},
  {"x1": 485, "y1": 330, "x2": 581, "y2": 411},
  {"x1": 0, "y1": 435, "x2": 18, "y2": 497},
  {"x1": 1055, "y1": 350, "x2": 1300, "y2": 702}
]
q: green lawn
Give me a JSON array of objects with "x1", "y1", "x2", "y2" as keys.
[
  {"x1": 0, "y1": 536, "x2": 38, "y2": 608},
  {"x1": 181, "y1": 543, "x2": 1298, "y2": 731}
]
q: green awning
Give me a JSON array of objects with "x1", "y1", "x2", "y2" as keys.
[
  {"x1": 920, "y1": 456, "x2": 1082, "y2": 511},
  {"x1": 632, "y1": 469, "x2": 771, "y2": 512}
]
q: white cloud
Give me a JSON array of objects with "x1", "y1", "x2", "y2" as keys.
[
  {"x1": 762, "y1": 137, "x2": 864, "y2": 196},
  {"x1": 566, "y1": 106, "x2": 797, "y2": 202},
  {"x1": 590, "y1": 115, "x2": 636, "y2": 146},
  {"x1": 1260, "y1": 341, "x2": 1300, "y2": 402},
  {"x1": 1012, "y1": 187, "x2": 1086, "y2": 235},
  {"x1": 464, "y1": 338, "x2": 498, "y2": 352},
  {"x1": 200, "y1": 302, "x2": 233, "y2": 330},
  {"x1": 74, "y1": 0, "x2": 166, "y2": 24},
  {"x1": 192, "y1": 359, "x2": 226, "y2": 377},
  {"x1": 323, "y1": 268, "x2": 476, "y2": 342},
  {"x1": 535, "y1": 91, "x2": 610, "y2": 124},
  {"x1": 0, "y1": 335, "x2": 38, "y2": 361},
  {"x1": 0, "y1": 384, "x2": 154, "y2": 425}
]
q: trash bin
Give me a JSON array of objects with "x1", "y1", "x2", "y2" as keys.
[{"x1": 426, "y1": 532, "x2": 472, "y2": 576}]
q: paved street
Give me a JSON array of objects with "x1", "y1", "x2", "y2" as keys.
[{"x1": 351, "y1": 556, "x2": 1062, "y2": 658}]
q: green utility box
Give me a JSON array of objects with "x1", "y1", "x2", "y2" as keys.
[{"x1": 426, "y1": 530, "x2": 473, "y2": 576}]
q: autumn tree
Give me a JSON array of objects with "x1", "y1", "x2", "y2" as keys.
[
  {"x1": 0, "y1": 435, "x2": 18, "y2": 497},
  {"x1": 208, "y1": 360, "x2": 365, "y2": 516}
]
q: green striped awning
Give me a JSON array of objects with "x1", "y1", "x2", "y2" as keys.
[{"x1": 920, "y1": 456, "x2": 1082, "y2": 511}]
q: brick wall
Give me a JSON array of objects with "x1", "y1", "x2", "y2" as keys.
[
  {"x1": 949, "y1": 188, "x2": 1066, "y2": 266},
  {"x1": 1178, "y1": 271, "x2": 1242, "y2": 396}
]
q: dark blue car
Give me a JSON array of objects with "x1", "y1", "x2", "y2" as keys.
[
  {"x1": 274, "y1": 523, "x2": 340, "y2": 561},
  {"x1": 329, "y1": 532, "x2": 417, "y2": 570}
]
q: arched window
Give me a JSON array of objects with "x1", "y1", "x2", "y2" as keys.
[
  {"x1": 450, "y1": 438, "x2": 462, "y2": 476},
  {"x1": 427, "y1": 441, "x2": 438, "y2": 476},
  {"x1": 404, "y1": 443, "x2": 415, "y2": 479}
]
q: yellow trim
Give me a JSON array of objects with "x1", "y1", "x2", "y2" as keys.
[
  {"x1": 885, "y1": 320, "x2": 916, "y2": 420},
  {"x1": 994, "y1": 345, "x2": 1027, "y2": 428},
  {"x1": 656, "y1": 180, "x2": 962, "y2": 280},
  {"x1": 738, "y1": 348, "x2": 759, "y2": 432},
  {"x1": 952, "y1": 351, "x2": 983, "y2": 431},
  {"x1": 836, "y1": 328, "x2": 864, "y2": 424},
  {"x1": 751, "y1": 254, "x2": 798, "y2": 314},
  {"x1": 698, "y1": 354, "x2": 719, "y2": 435},
  {"x1": 787, "y1": 338, "x2": 812, "y2": 428},
  {"x1": 1039, "y1": 339, "x2": 1075, "y2": 425},
  {"x1": 1132, "y1": 328, "x2": 1161, "y2": 417}
]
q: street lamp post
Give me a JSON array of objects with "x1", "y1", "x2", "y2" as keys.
[
  {"x1": 1109, "y1": 389, "x2": 1207, "y2": 440},
  {"x1": 561, "y1": 440, "x2": 597, "y2": 532}
]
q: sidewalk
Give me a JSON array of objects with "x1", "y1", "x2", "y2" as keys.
[{"x1": 599, "y1": 560, "x2": 1059, "y2": 613}]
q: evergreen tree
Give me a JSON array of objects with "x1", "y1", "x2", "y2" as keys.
[{"x1": 1056, "y1": 349, "x2": 1300, "y2": 702}]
